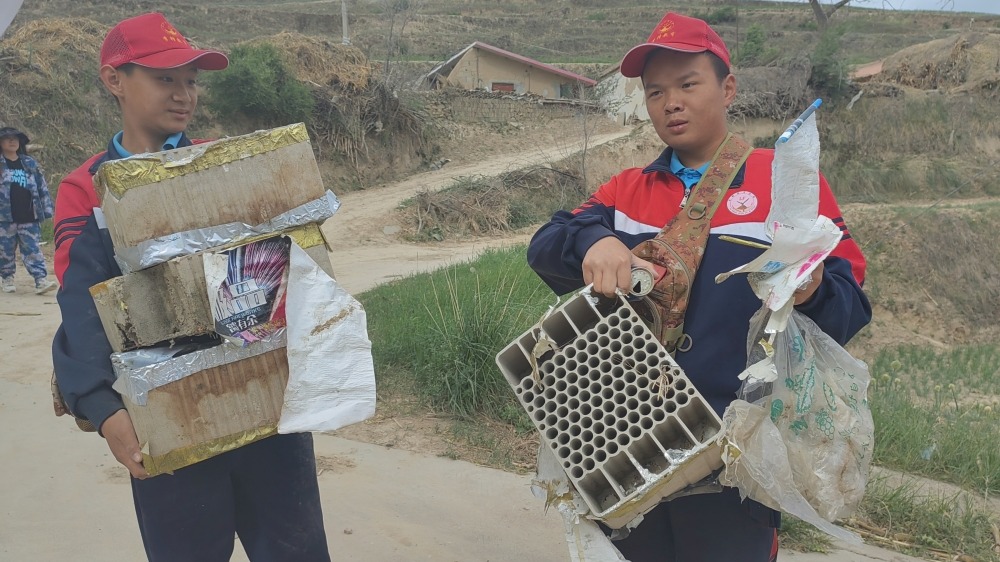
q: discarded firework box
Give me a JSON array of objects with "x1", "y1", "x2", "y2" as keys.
[
  {"x1": 90, "y1": 124, "x2": 375, "y2": 474},
  {"x1": 93, "y1": 122, "x2": 338, "y2": 273},
  {"x1": 90, "y1": 224, "x2": 334, "y2": 353},
  {"x1": 112, "y1": 336, "x2": 290, "y2": 476},
  {"x1": 108, "y1": 235, "x2": 376, "y2": 475},
  {"x1": 496, "y1": 289, "x2": 723, "y2": 530}
]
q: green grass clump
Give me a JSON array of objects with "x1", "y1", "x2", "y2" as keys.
[
  {"x1": 777, "y1": 516, "x2": 833, "y2": 553},
  {"x1": 869, "y1": 344, "x2": 1000, "y2": 497},
  {"x1": 858, "y1": 475, "x2": 1000, "y2": 561},
  {"x1": 358, "y1": 246, "x2": 554, "y2": 421}
]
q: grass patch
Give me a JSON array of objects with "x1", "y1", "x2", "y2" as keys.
[
  {"x1": 853, "y1": 475, "x2": 1000, "y2": 561},
  {"x1": 821, "y1": 96, "x2": 1000, "y2": 202},
  {"x1": 440, "y1": 417, "x2": 538, "y2": 472},
  {"x1": 358, "y1": 246, "x2": 554, "y2": 420},
  {"x1": 848, "y1": 204, "x2": 1000, "y2": 331},
  {"x1": 778, "y1": 516, "x2": 833, "y2": 553},
  {"x1": 868, "y1": 344, "x2": 1000, "y2": 496}
]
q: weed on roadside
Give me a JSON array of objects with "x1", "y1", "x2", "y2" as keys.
[
  {"x1": 778, "y1": 516, "x2": 833, "y2": 553},
  {"x1": 851, "y1": 475, "x2": 1000, "y2": 562},
  {"x1": 359, "y1": 246, "x2": 553, "y2": 420},
  {"x1": 869, "y1": 344, "x2": 1000, "y2": 497}
]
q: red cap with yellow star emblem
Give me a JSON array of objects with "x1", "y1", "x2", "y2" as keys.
[
  {"x1": 620, "y1": 12, "x2": 730, "y2": 78},
  {"x1": 100, "y1": 12, "x2": 228, "y2": 71}
]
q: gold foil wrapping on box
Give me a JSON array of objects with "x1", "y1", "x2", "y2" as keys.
[
  {"x1": 230, "y1": 223, "x2": 326, "y2": 251},
  {"x1": 97, "y1": 123, "x2": 310, "y2": 199},
  {"x1": 143, "y1": 425, "x2": 279, "y2": 476}
]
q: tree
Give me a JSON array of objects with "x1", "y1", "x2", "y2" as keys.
[
  {"x1": 380, "y1": 0, "x2": 423, "y2": 88},
  {"x1": 808, "y1": 0, "x2": 954, "y2": 29}
]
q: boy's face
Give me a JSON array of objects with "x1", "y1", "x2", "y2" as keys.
[
  {"x1": 112, "y1": 64, "x2": 201, "y2": 142},
  {"x1": 1, "y1": 136, "x2": 20, "y2": 155},
  {"x1": 642, "y1": 50, "x2": 736, "y2": 164}
]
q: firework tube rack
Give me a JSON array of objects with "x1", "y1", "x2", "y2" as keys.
[{"x1": 496, "y1": 290, "x2": 724, "y2": 529}]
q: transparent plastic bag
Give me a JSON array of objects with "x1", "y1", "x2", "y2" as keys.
[{"x1": 720, "y1": 307, "x2": 874, "y2": 542}]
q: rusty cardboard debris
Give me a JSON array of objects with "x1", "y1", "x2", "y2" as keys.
[
  {"x1": 95, "y1": 123, "x2": 325, "y2": 254},
  {"x1": 118, "y1": 344, "x2": 289, "y2": 476},
  {"x1": 91, "y1": 226, "x2": 333, "y2": 353}
]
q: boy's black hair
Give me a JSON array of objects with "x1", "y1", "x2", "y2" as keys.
[
  {"x1": 641, "y1": 50, "x2": 732, "y2": 83},
  {"x1": 107, "y1": 63, "x2": 136, "y2": 108},
  {"x1": 706, "y1": 52, "x2": 731, "y2": 82}
]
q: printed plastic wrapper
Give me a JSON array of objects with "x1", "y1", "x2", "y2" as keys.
[
  {"x1": 715, "y1": 218, "x2": 840, "y2": 334},
  {"x1": 715, "y1": 110, "x2": 840, "y2": 334},
  {"x1": 719, "y1": 308, "x2": 873, "y2": 543},
  {"x1": 205, "y1": 236, "x2": 291, "y2": 346},
  {"x1": 278, "y1": 243, "x2": 376, "y2": 433}
]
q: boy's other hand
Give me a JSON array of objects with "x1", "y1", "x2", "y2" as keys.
[
  {"x1": 102, "y1": 409, "x2": 150, "y2": 479},
  {"x1": 582, "y1": 237, "x2": 634, "y2": 297}
]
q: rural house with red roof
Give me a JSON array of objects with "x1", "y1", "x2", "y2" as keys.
[{"x1": 421, "y1": 41, "x2": 597, "y2": 100}]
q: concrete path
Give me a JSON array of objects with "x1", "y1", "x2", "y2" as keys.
[{"x1": 0, "y1": 360, "x2": 924, "y2": 561}]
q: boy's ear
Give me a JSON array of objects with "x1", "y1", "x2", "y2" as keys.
[
  {"x1": 722, "y1": 73, "x2": 737, "y2": 109},
  {"x1": 100, "y1": 65, "x2": 126, "y2": 99}
]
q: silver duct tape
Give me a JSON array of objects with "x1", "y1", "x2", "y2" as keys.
[
  {"x1": 111, "y1": 331, "x2": 287, "y2": 406},
  {"x1": 114, "y1": 191, "x2": 341, "y2": 273}
]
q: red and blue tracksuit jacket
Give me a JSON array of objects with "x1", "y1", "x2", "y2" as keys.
[
  {"x1": 527, "y1": 146, "x2": 872, "y2": 417},
  {"x1": 51, "y1": 134, "x2": 201, "y2": 431}
]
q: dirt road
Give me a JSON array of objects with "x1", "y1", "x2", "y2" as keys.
[
  {"x1": 322, "y1": 129, "x2": 631, "y2": 294},
  {"x1": 0, "y1": 128, "x2": 928, "y2": 561}
]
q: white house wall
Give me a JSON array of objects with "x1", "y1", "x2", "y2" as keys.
[
  {"x1": 450, "y1": 48, "x2": 565, "y2": 99},
  {"x1": 599, "y1": 72, "x2": 649, "y2": 125}
]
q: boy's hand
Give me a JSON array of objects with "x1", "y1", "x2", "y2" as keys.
[
  {"x1": 101, "y1": 409, "x2": 149, "y2": 479},
  {"x1": 583, "y1": 237, "x2": 635, "y2": 297},
  {"x1": 793, "y1": 261, "x2": 825, "y2": 305}
]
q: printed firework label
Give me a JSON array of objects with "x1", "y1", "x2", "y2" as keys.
[{"x1": 204, "y1": 236, "x2": 291, "y2": 346}]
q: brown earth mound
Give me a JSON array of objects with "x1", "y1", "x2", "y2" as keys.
[
  {"x1": 1, "y1": 18, "x2": 104, "y2": 78},
  {"x1": 252, "y1": 32, "x2": 372, "y2": 91},
  {"x1": 880, "y1": 33, "x2": 1000, "y2": 93},
  {"x1": 730, "y1": 56, "x2": 812, "y2": 120}
]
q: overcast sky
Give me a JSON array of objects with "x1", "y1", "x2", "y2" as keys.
[{"x1": 769, "y1": 0, "x2": 1000, "y2": 15}]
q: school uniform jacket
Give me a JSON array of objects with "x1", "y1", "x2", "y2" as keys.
[
  {"x1": 527, "y1": 147, "x2": 872, "y2": 417},
  {"x1": 51, "y1": 134, "x2": 200, "y2": 431}
]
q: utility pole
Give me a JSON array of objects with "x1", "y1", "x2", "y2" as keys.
[{"x1": 341, "y1": 0, "x2": 350, "y2": 45}]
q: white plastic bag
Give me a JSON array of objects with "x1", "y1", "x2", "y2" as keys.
[
  {"x1": 720, "y1": 307, "x2": 873, "y2": 542},
  {"x1": 278, "y1": 243, "x2": 376, "y2": 433}
]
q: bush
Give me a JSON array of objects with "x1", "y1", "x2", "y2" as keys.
[
  {"x1": 735, "y1": 24, "x2": 768, "y2": 66},
  {"x1": 204, "y1": 43, "x2": 314, "y2": 127},
  {"x1": 810, "y1": 27, "x2": 848, "y2": 97},
  {"x1": 705, "y1": 6, "x2": 737, "y2": 25}
]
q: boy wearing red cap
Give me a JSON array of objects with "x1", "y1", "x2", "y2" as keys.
[
  {"x1": 51, "y1": 13, "x2": 330, "y2": 561},
  {"x1": 528, "y1": 12, "x2": 871, "y2": 562}
]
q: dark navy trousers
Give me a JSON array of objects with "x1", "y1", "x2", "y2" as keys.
[
  {"x1": 130, "y1": 432, "x2": 330, "y2": 562},
  {"x1": 609, "y1": 487, "x2": 779, "y2": 562}
]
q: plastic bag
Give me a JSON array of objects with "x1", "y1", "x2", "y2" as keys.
[
  {"x1": 278, "y1": 242, "x2": 376, "y2": 433},
  {"x1": 720, "y1": 307, "x2": 873, "y2": 543}
]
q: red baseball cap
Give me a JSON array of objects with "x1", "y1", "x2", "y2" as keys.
[
  {"x1": 620, "y1": 12, "x2": 730, "y2": 78},
  {"x1": 100, "y1": 13, "x2": 228, "y2": 71}
]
